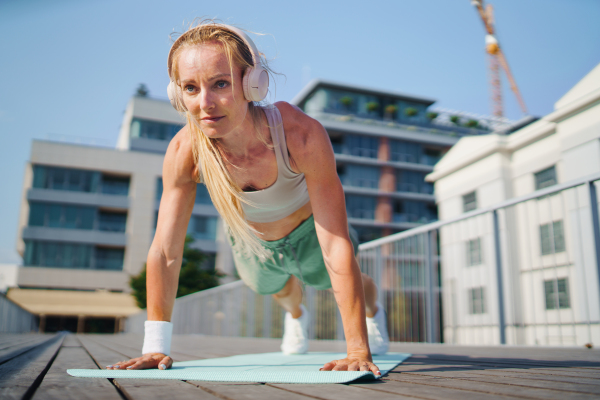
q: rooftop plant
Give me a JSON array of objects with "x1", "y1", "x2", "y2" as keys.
[
  {"x1": 405, "y1": 107, "x2": 418, "y2": 117},
  {"x1": 426, "y1": 112, "x2": 439, "y2": 120},
  {"x1": 366, "y1": 102, "x2": 379, "y2": 112},
  {"x1": 450, "y1": 115, "x2": 461, "y2": 125},
  {"x1": 465, "y1": 119, "x2": 479, "y2": 128},
  {"x1": 340, "y1": 96, "x2": 353, "y2": 108}
]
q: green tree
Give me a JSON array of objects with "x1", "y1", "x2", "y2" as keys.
[{"x1": 129, "y1": 235, "x2": 223, "y2": 309}]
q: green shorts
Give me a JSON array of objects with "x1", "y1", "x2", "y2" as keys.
[{"x1": 230, "y1": 215, "x2": 359, "y2": 295}]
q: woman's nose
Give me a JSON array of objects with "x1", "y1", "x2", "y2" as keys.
[{"x1": 198, "y1": 88, "x2": 215, "y2": 111}]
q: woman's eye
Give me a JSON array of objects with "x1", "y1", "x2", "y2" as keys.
[
  {"x1": 184, "y1": 85, "x2": 195, "y2": 93},
  {"x1": 216, "y1": 81, "x2": 228, "y2": 89}
]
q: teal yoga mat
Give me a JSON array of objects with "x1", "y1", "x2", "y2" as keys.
[{"x1": 68, "y1": 352, "x2": 411, "y2": 384}]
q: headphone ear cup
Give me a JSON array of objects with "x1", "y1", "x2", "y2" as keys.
[
  {"x1": 242, "y1": 67, "x2": 269, "y2": 102},
  {"x1": 167, "y1": 81, "x2": 187, "y2": 111}
]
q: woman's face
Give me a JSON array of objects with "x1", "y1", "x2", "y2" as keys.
[{"x1": 177, "y1": 41, "x2": 250, "y2": 139}]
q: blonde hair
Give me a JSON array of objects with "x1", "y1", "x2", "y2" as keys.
[{"x1": 169, "y1": 20, "x2": 275, "y2": 260}]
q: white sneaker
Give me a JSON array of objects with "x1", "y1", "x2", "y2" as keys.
[
  {"x1": 281, "y1": 304, "x2": 309, "y2": 355},
  {"x1": 366, "y1": 302, "x2": 389, "y2": 355}
]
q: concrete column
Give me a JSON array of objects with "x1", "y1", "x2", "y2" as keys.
[
  {"x1": 376, "y1": 137, "x2": 395, "y2": 231},
  {"x1": 77, "y1": 315, "x2": 85, "y2": 333},
  {"x1": 38, "y1": 314, "x2": 46, "y2": 333}
]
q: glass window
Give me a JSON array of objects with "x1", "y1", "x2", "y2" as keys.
[
  {"x1": 98, "y1": 211, "x2": 127, "y2": 232},
  {"x1": 346, "y1": 195, "x2": 376, "y2": 220},
  {"x1": 101, "y1": 175, "x2": 129, "y2": 196},
  {"x1": 469, "y1": 287, "x2": 486, "y2": 314},
  {"x1": 535, "y1": 166, "x2": 557, "y2": 190},
  {"x1": 195, "y1": 184, "x2": 212, "y2": 204},
  {"x1": 390, "y1": 140, "x2": 421, "y2": 164},
  {"x1": 24, "y1": 240, "x2": 93, "y2": 269},
  {"x1": 393, "y1": 201, "x2": 437, "y2": 223},
  {"x1": 344, "y1": 134, "x2": 379, "y2": 159},
  {"x1": 94, "y1": 247, "x2": 125, "y2": 271},
  {"x1": 188, "y1": 216, "x2": 218, "y2": 240},
  {"x1": 342, "y1": 165, "x2": 380, "y2": 189},
  {"x1": 329, "y1": 134, "x2": 343, "y2": 154},
  {"x1": 352, "y1": 226, "x2": 383, "y2": 243},
  {"x1": 156, "y1": 178, "x2": 164, "y2": 201},
  {"x1": 130, "y1": 118, "x2": 183, "y2": 141},
  {"x1": 540, "y1": 220, "x2": 565, "y2": 255},
  {"x1": 27, "y1": 202, "x2": 96, "y2": 230},
  {"x1": 422, "y1": 148, "x2": 442, "y2": 166},
  {"x1": 463, "y1": 191, "x2": 477, "y2": 213},
  {"x1": 397, "y1": 170, "x2": 431, "y2": 194},
  {"x1": 32, "y1": 165, "x2": 100, "y2": 193},
  {"x1": 466, "y1": 238, "x2": 483, "y2": 266},
  {"x1": 544, "y1": 278, "x2": 570, "y2": 310}
]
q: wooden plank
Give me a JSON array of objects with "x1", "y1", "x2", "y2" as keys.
[
  {"x1": 0, "y1": 335, "x2": 55, "y2": 365},
  {"x1": 0, "y1": 335, "x2": 43, "y2": 351},
  {"x1": 62, "y1": 334, "x2": 82, "y2": 347},
  {"x1": 78, "y1": 335, "x2": 221, "y2": 400},
  {"x1": 385, "y1": 374, "x2": 599, "y2": 400},
  {"x1": 85, "y1": 334, "x2": 198, "y2": 362},
  {"x1": 189, "y1": 382, "x2": 316, "y2": 400},
  {"x1": 396, "y1": 370, "x2": 600, "y2": 396},
  {"x1": 0, "y1": 334, "x2": 64, "y2": 400},
  {"x1": 31, "y1": 345, "x2": 122, "y2": 400},
  {"x1": 269, "y1": 382, "x2": 414, "y2": 400},
  {"x1": 351, "y1": 378, "x2": 522, "y2": 400},
  {"x1": 462, "y1": 368, "x2": 600, "y2": 386}
]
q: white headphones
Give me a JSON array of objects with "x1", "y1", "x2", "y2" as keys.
[{"x1": 167, "y1": 24, "x2": 269, "y2": 111}]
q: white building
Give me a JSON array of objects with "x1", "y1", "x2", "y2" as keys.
[{"x1": 427, "y1": 63, "x2": 600, "y2": 346}]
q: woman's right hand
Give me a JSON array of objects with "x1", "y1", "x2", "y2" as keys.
[{"x1": 105, "y1": 353, "x2": 173, "y2": 370}]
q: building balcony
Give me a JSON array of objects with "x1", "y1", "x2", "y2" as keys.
[
  {"x1": 342, "y1": 186, "x2": 435, "y2": 202},
  {"x1": 334, "y1": 153, "x2": 434, "y2": 172},
  {"x1": 22, "y1": 226, "x2": 127, "y2": 247},
  {"x1": 27, "y1": 188, "x2": 129, "y2": 210}
]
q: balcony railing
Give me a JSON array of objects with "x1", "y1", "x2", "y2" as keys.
[{"x1": 127, "y1": 172, "x2": 600, "y2": 347}]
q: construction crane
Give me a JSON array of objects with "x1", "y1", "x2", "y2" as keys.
[{"x1": 471, "y1": 0, "x2": 528, "y2": 117}]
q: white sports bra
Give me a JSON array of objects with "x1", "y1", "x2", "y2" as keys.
[{"x1": 240, "y1": 105, "x2": 310, "y2": 223}]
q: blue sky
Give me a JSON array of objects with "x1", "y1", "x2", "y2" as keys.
[{"x1": 0, "y1": 0, "x2": 598, "y2": 263}]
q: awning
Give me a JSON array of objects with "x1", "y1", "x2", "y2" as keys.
[{"x1": 7, "y1": 288, "x2": 141, "y2": 318}]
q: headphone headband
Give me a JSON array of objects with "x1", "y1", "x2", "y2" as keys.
[
  {"x1": 167, "y1": 23, "x2": 261, "y2": 80},
  {"x1": 166, "y1": 22, "x2": 269, "y2": 107}
]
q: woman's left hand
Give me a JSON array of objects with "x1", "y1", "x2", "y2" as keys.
[{"x1": 319, "y1": 357, "x2": 381, "y2": 377}]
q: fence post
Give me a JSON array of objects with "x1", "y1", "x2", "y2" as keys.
[
  {"x1": 588, "y1": 180, "x2": 600, "y2": 307},
  {"x1": 424, "y1": 231, "x2": 435, "y2": 343},
  {"x1": 493, "y1": 209, "x2": 507, "y2": 345}
]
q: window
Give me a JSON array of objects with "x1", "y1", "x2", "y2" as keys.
[
  {"x1": 33, "y1": 165, "x2": 99, "y2": 193},
  {"x1": 344, "y1": 134, "x2": 379, "y2": 158},
  {"x1": 342, "y1": 165, "x2": 380, "y2": 189},
  {"x1": 540, "y1": 220, "x2": 565, "y2": 255},
  {"x1": 100, "y1": 175, "x2": 129, "y2": 196},
  {"x1": 422, "y1": 148, "x2": 442, "y2": 166},
  {"x1": 397, "y1": 170, "x2": 432, "y2": 194},
  {"x1": 98, "y1": 211, "x2": 127, "y2": 232},
  {"x1": 469, "y1": 287, "x2": 486, "y2": 314},
  {"x1": 466, "y1": 238, "x2": 483, "y2": 266},
  {"x1": 329, "y1": 134, "x2": 343, "y2": 154},
  {"x1": 463, "y1": 191, "x2": 477, "y2": 213},
  {"x1": 24, "y1": 240, "x2": 93, "y2": 269},
  {"x1": 352, "y1": 226, "x2": 383, "y2": 243},
  {"x1": 393, "y1": 201, "x2": 437, "y2": 223},
  {"x1": 94, "y1": 247, "x2": 125, "y2": 271},
  {"x1": 535, "y1": 166, "x2": 557, "y2": 190},
  {"x1": 130, "y1": 118, "x2": 183, "y2": 141},
  {"x1": 346, "y1": 195, "x2": 376, "y2": 219},
  {"x1": 390, "y1": 140, "x2": 421, "y2": 164},
  {"x1": 188, "y1": 216, "x2": 218, "y2": 240},
  {"x1": 28, "y1": 202, "x2": 95, "y2": 230},
  {"x1": 544, "y1": 278, "x2": 570, "y2": 309}
]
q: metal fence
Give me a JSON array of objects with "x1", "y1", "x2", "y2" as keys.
[
  {"x1": 0, "y1": 292, "x2": 38, "y2": 333},
  {"x1": 128, "y1": 172, "x2": 600, "y2": 347}
]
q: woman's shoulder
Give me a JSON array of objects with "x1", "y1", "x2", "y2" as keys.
[
  {"x1": 164, "y1": 124, "x2": 200, "y2": 184},
  {"x1": 274, "y1": 101, "x2": 327, "y2": 156}
]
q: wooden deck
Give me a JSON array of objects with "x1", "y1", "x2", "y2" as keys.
[{"x1": 1, "y1": 333, "x2": 600, "y2": 399}]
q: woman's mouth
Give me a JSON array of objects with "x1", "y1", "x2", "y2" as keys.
[{"x1": 201, "y1": 116, "x2": 224, "y2": 123}]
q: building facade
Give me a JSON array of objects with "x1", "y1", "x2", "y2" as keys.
[
  {"x1": 427, "y1": 63, "x2": 600, "y2": 346},
  {"x1": 292, "y1": 80, "x2": 505, "y2": 242}
]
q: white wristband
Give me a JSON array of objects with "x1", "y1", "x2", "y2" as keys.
[{"x1": 141, "y1": 320, "x2": 173, "y2": 355}]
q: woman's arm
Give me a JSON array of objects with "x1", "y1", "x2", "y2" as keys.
[
  {"x1": 106, "y1": 127, "x2": 197, "y2": 370},
  {"x1": 277, "y1": 102, "x2": 380, "y2": 375}
]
